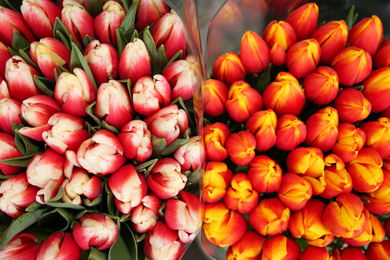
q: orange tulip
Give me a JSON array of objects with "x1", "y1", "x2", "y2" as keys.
[
  {"x1": 260, "y1": 235, "x2": 301, "y2": 260},
  {"x1": 204, "y1": 79, "x2": 228, "y2": 117},
  {"x1": 203, "y1": 122, "x2": 230, "y2": 162},
  {"x1": 363, "y1": 169, "x2": 390, "y2": 215},
  {"x1": 362, "y1": 67, "x2": 390, "y2": 113},
  {"x1": 240, "y1": 30, "x2": 270, "y2": 74},
  {"x1": 332, "y1": 247, "x2": 367, "y2": 260},
  {"x1": 275, "y1": 114, "x2": 307, "y2": 151},
  {"x1": 246, "y1": 109, "x2": 278, "y2": 151},
  {"x1": 226, "y1": 230, "x2": 266, "y2": 260},
  {"x1": 203, "y1": 161, "x2": 233, "y2": 204},
  {"x1": 365, "y1": 241, "x2": 390, "y2": 260},
  {"x1": 332, "y1": 123, "x2": 366, "y2": 163},
  {"x1": 247, "y1": 155, "x2": 283, "y2": 193},
  {"x1": 270, "y1": 42, "x2": 287, "y2": 66},
  {"x1": 334, "y1": 88, "x2": 372, "y2": 123},
  {"x1": 277, "y1": 173, "x2": 313, "y2": 211},
  {"x1": 225, "y1": 131, "x2": 256, "y2": 166},
  {"x1": 285, "y1": 3, "x2": 319, "y2": 40},
  {"x1": 287, "y1": 146, "x2": 325, "y2": 178},
  {"x1": 287, "y1": 38, "x2": 321, "y2": 79},
  {"x1": 373, "y1": 39, "x2": 390, "y2": 69},
  {"x1": 212, "y1": 52, "x2": 246, "y2": 86},
  {"x1": 361, "y1": 117, "x2": 390, "y2": 159},
  {"x1": 299, "y1": 246, "x2": 332, "y2": 260},
  {"x1": 263, "y1": 20, "x2": 297, "y2": 51}
]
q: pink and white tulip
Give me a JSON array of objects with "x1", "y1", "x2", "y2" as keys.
[
  {"x1": 0, "y1": 98, "x2": 23, "y2": 134},
  {"x1": 130, "y1": 194, "x2": 162, "y2": 233},
  {"x1": 0, "y1": 42, "x2": 11, "y2": 77},
  {"x1": 0, "y1": 132, "x2": 24, "y2": 175},
  {"x1": 21, "y1": 95, "x2": 61, "y2": 127},
  {"x1": 36, "y1": 232, "x2": 81, "y2": 260},
  {"x1": 0, "y1": 232, "x2": 42, "y2": 260},
  {"x1": 94, "y1": 1, "x2": 125, "y2": 45},
  {"x1": 0, "y1": 78, "x2": 9, "y2": 100},
  {"x1": 173, "y1": 136, "x2": 206, "y2": 172},
  {"x1": 135, "y1": 0, "x2": 169, "y2": 31}
]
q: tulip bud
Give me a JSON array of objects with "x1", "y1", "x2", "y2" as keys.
[
  {"x1": 0, "y1": 232, "x2": 42, "y2": 260},
  {"x1": 363, "y1": 169, "x2": 390, "y2": 215},
  {"x1": 335, "y1": 88, "x2": 372, "y2": 123},
  {"x1": 287, "y1": 146, "x2": 325, "y2": 178},
  {"x1": 312, "y1": 20, "x2": 349, "y2": 65},
  {"x1": 263, "y1": 72, "x2": 305, "y2": 116},
  {"x1": 132, "y1": 75, "x2": 171, "y2": 116},
  {"x1": 135, "y1": 0, "x2": 169, "y2": 31},
  {"x1": 0, "y1": 98, "x2": 23, "y2": 134},
  {"x1": 331, "y1": 46, "x2": 372, "y2": 87},
  {"x1": 278, "y1": 173, "x2": 313, "y2": 211},
  {"x1": 0, "y1": 132, "x2": 23, "y2": 175},
  {"x1": 373, "y1": 39, "x2": 390, "y2": 69},
  {"x1": 360, "y1": 117, "x2": 390, "y2": 159},
  {"x1": 21, "y1": 95, "x2": 61, "y2": 127},
  {"x1": 285, "y1": 3, "x2": 319, "y2": 40},
  {"x1": 287, "y1": 38, "x2": 321, "y2": 79},
  {"x1": 225, "y1": 131, "x2": 256, "y2": 166},
  {"x1": 263, "y1": 20, "x2": 297, "y2": 51},
  {"x1": 0, "y1": 42, "x2": 11, "y2": 77},
  {"x1": 299, "y1": 246, "x2": 332, "y2": 260},
  {"x1": 174, "y1": 136, "x2": 206, "y2": 172},
  {"x1": 203, "y1": 122, "x2": 230, "y2": 162},
  {"x1": 203, "y1": 161, "x2": 233, "y2": 204},
  {"x1": 240, "y1": 30, "x2": 270, "y2": 74},
  {"x1": 246, "y1": 109, "x2": 278, "y2": 151},
  {"x1": 362, "y1": 67, "x2": 390, "y2": 113},
  {"x1": 130, "y1": 194, "x2": 161, "y2": 233},
  {"x1": 303, "y1": 66, "x2": 339, "y2": 105},
  {"x1": 212, "y1": 52, "x2": 246, "y2": 86},
  {"x1": 261, "y1": 235, "x2": 301, "y2": 260},
  {"x1": 203, "y1": 202, "x2": 247, "y2": 248},
  {"x1": 276, "y1": 114, "x2": 307, "y2": 150},
  {"x1": 333, "y1": 247, "x2": 367, "y2": 260},
  {"x1": 94, "y1": 1, "x2": 125, "y2": 45},
  {"x1": 0, "y1": 78, "x2": 9, "y2": 99},
  {"x1": 365, "y1": 241, "x2": 390, "y2": 260},
  {"x1": 84, "y1": 39, "x2": 119, "y2": 86},
  {"x1": 247, "y1": 155, "x2": 283, "y2": 193},
  {"x1": 204, "y1": 79, "x2": 228, "y2": 117},
  {"x1": 119, "y1": 38, "x2": 151, "y2": 84},
  {"x1": 226, "y1": 230, "x2": 266, "y2": 260},
  {"x1": 270, "y1": 42, "x2": 287, "y2": 66}
]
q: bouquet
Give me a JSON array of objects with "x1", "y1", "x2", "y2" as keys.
[
  {"x1": 0, "y1": 0, "x2": 205, "y2": 259},
  {"x1": 201, "y1": 1, "x2": 390, "y2": 259}
]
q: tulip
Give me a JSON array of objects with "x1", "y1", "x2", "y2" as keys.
[
  {"x1": 0, "y1": 78, "x2": 9, "y2": 99},
  {"x1": 331, "y1": 46, "x2": 372, "y2": 87},
  {"x1": 162, "y1": 55, "x2": 198, "y2": 101},
  {"x1": 334, "y1": 88, "x2": 371, "y2": 123},
  {"x1": 203, "y1": 122, "x2": 230, "y2": 161},
  {"x1": 245, "y1": 109, "x2": 277, "y2": 151},
  {"x1": 5, "y1": 56, "x2": 41, "y2": 102},
  {"x1": 84, "y1": 39, "x2": 119, "y2": 86},
  {"x1": 278, "y1": 173, "x2": 313, "y2": 211},
  {"x1": 333, "y1": 247, "x2": 367, "y2": 260},
  {"x1": 373, "y1": 39, "x2": 390, "y2": 68},
  {"x1": 94, "y1": 1, "x2": 125, "y2": 45},
  {"x1": 270, "y1": 42, "x2": 287, "y2": 66},
  {"x1": 225, "y1": 131, "x2": 256, "y2": 166},
  {"x1": 362, "y1": 67, "x2": 390, "y2": 113},
  {"x1": 118, "y1": 120, "x2": 152, "y2": 162},
  {"x1": 174, "y1": 136, "x2": 206, "y2": 172},
  {"x1": 0, "y1": 98, "x2": 23, "y2": 134},
  {"x1": 263, "y1": 20, "x2": 297, "y2": 51},
  {"x1": 203, "y1": 202, "x2": 247, "y2": 247},
  {"x1": 132, "y1": 75, "x2": 171, "y2": 116},
  {"x1": 262, "y1": 71, "x2": 305, "y2": 116},
  {"x1": 0, "y1": 232, "x2": 42, "y2": 260},
  {"x1": 77, "y1": 129, "x2": 126, "y2": 175},
  {"x1": 54, "y1": 68, "x2": 96, "y2": 117},
  {"x1": 261, "y1": 235, "x2": 301, "y2": 260},
  {"x1": 240, "y1": 30, "x2": 270, "y2": 74},
  {"x1": 365, "y1": 241, "x2": 390, "y2": 260},
  {"x1": 144, "y1": 221, "x2": 183, "y2": 260},
  {"x1": 0, "y1": 6, "x2": 36, "y2": 47},
  {"x1": 61, "y1": 0, "x2": 95, "y2": 46},
  {"x1": 361, "y1": 117, "x2": 390, "y2": 159},
  {"x1": 303, "y1": 66, "x2": 339, "y2": 105},
  {"x1": 247, "y1": 155, "x2": 283, "y2": 193},
  {"x1": 349, "y1": 15, "x2": 383, "y2": 57},
  {"x1": 299, "y1": 246, "x2": 332, "y2": 260},
  {"x1": 287, "y1": 146, "x2": 325, "y2": 177},
  {"x1": 0, "y1": 42, "x2": 11, "y2": 77},
  {"x1": 144, "y1": 104, "x2": 188, "y2": 147},
  {"x1": 147, "y1": 158, "x2": 187, "y2": 200},
  {"x1": 72, "y1": 213, "x2": 118, "y2": 251},
  {"x1": 0, "y1": 173, "x2": 39, "y2": 218},
  {"x1": 118, "y1": 37, "x2": 151, "y2": 85},
  {"x1": 226, "y1": 230, "x2": 266, "y2": 260},
  {"x1": 385, "y1": 218, "x2": 390, "y2": 237},
  {"x1": 332, "y1": 123, "x2": 366, "y2": 163},
  {"x1": 204, "y1": 79, "x2": 228, "y2": 117},
  {"x1": 312, "y1": 20, "x2": 349, "y2": 65},
  {"x1": 61, "y1": 168, "x2": 102, "y2": 205},
  {"x1": 289, "y1": 199, "x2": 334, "y2": 247},
  {"x1": 203, "y1": 161, "x2": 233, "y2": 204},
  {"x1": 130, "y1": 194, "x2": 161, "y2": 233},
  {"x1": 285, "y1": 2, "x2": 319, "y2": 40},
  {"x1": 322, "y1": 193, "x2": 369, "y2": 238},
  {"x1": 135, "y1": 0, "x2": 169, "y2": 31},
  {"x1": 0, "y1": 133, "x2": 24, "y2": 176},
  {"x1": 212, "y1": 52, "x2": 246, "y2": 86},
  {"x1": 287, "y1": 38, "x2": 321, "y2": 79},
  {"x1": 208, "y1": 1, "x2": 244, "y2": 34},
  {"x1": 275, "y1": 114, "x2": 307, "y2": 150},
  {"x1": 21, "y1": 95, "x2": 61, "y2": 127},
  {"x1": 94, "y1": 80, "x2": 133, "y2": 129},
  {"x1": 362, "y1": 169, "x2": 390, "y2": 215}
]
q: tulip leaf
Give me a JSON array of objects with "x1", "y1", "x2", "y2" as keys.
[
  {"x1": 82, "y1": 34, "x2": 96, "y2": 49},
  {"x1": 0, "y1": 174, "x2": 13, "y2": 180},
  {"x1": 86, "y1": 102, "x2": 102, "y2": 127},
  {"x1": 115, "y1": 28, "x2": 129, "y2": 56},
  {"x1": 135, "y1": 158, "x2": 158, "y2": 173},
  {"x1": 53, "y1": 18, "x2": 71, "y2": 49},
  {"x1": 105, "y1": 182, "x2": 116, "y2": 216},
  {"x1": 161, "y1": 128, "x2": 191, "y2": 156},
  {"x1": 8, "y1": 47, "x2": 18, "y2": 56},
  {"x1": 0, "y1": 0, "x2": 17, "y2": 11},
  {"x1": 0, "y1": 208, "x2": 49, "y2": 251},
  {"x1": 17, "y1": 132, "x2": 45, "y2": 156},
  {"x1": 130, "y1": 29, "x2": 139, "y2": 42},
  {"x1": 102, "y1": 121, "x2": 120, "y2": 135},
  {"x1": 19, "y1": 49, "x2": 40, "y2": 71},
  {"x1": 89, "y1": 0, "x2": 103, "y2": 18},
  {"x1": 70, "y1": 42, "x2": 98, "y2": 90},
  {"x1": 11, "y1": 31, "x2": 30, "y2": 52},
  {"x1": 37, "y1": 207, "x2": 74, "y2": 232},
  {"x1": 0, "y1": 154, "x2": 35, "y2": 167},
  {"x1": 120, "y1": 0, "x2": 139, "y2": 41},
  {"x1": 25, "y1": 202, "x2": 42, "y2": 212},
  {"x1": 151, "y1": 135, "x2": 166, "y2": 157},
  {"x1": 345, "y1": 5, "x2": 359, "y2": 30},
  {"x1": 57, "y1": 30, "x2": 71, "y2": 51},
  {"x1": 47, "y1": 184, "x2": 65, "y2": 203},
  {"x1": 88, "y1": 247, "x2": 107, "y2": 260},
  {"x1": 120, "y1": 0, "x2": 132, "y2": 12},
  {"x1": 34, "y1": 75, "x2": 55, "y2": 97},
  {"x1": 74, "y1": 209, "x2": 99, "y2": 220},
  {"x1": 143, "y1": 27, "x2": 167, "y2": 75},
  {"x1": 172, "y1": 97, "x2": 195, "y2": 130},
  {"x1": 186, "y1": 167, "x2": 200, "y2": 186},
  {"x1": 163, "y1": 50, "x2": 182, "y2": 71},
  {"x1": 56, "y1": 63, "x2": 70, "y2": 74},
  {"x1": 45, "y1": 201, "x2": 86, "y2": 211},
  {"x1": 108, "y1": 222, "x2": 138, "y2": 260}
]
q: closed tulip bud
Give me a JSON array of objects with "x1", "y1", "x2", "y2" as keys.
[
  {"x1": 204, "y1": 79, "x2": 228, "y2": 117},
  {"x1": 263, "y1": 72, "x2": 305, "y2": 116},
  {"x1": 94, "y1": 1, "x2": 125, "y2": 45},
  {"x1": 246, "y1": 109, "x2": 277, "y2": 151},
  {"x1": 287, "y1": 38, "x2": 321, "y2": 79},
  {"x1": 226, "y1": 80, "x2": 263, "y2": 122},
  {"x1": 312, "y1": 20, "x2": 349, "y2": 65},
  {"x1": 334, "y1": 88, "x2": 371, "y2": 123},
  {"x1": 0, "y1": 98, "x2": 22, "y2": 134},
  {"x1": 151, "y1": 10, "x2": 186, "y2": 60},
  {"x1": 130, "y1": 194, "x2": 161, "y2": 233},
  {"x1": 362, "y1": 67, "x2": 390, "y2": 113},
  {"x1": 333, "y1": 247, "x2": 367, "y2": 260},
  {"x1": 118, "y1": 120, "x2": 152, "y2": 162},
  {"x1": 343, "y1": 213, "x2": 385, "y2": 246},
  {"x1": 365, "y1": 241, "x2": 390, "y2": 260},
  {"x1": 0, "y1": 133, "x2": 23, "y2": 175},
  {"x1": 362, "y1": 169, "x2": 390, "y2": 215},
  {"x1": 303, "y1": 66, "x2": 339, "y2": 105},
  {"x1": 0, "y1": 42, "x2": 11, "y2": 77},
  {"x1": 147, "y1": 158, "x2": 187, "y2": 200},
  {"x1": 61, "y1": 0, "x2": 95, "y2": 46},
  {"x1": 135, "y1": 0, "x2": 169, "y2": 31},
  {"x1": 174, "y1": 136, "x2": 206, "y2": 172},
  {"x1": 287, "y1": 146, "x2": 325, "y2": 178},
  {"x1": 0, "y1": 232, "x2": 42, "y2": 260},
  {"x1": 332, "y1": 123, "x2": 366, "y2": 163},
  {"x1": 261, "y1": 235, "x2": 301, "y2": 260},
  {"x1": 299, "y1": 246, "x2": 332, "y2": 260},
  {"x1": 203, "y1": 161, "x2": 233, "y2": 204},
  {"x1": 0, "y1": 6, "x2": 36, "y2": 47},
  {"x1": 212, "y1": 52, "x2": 246, "y2": 86},
  {"x1": 94, "y1": 80, "x2": 133, "y2": 129},
  {"x1": 276, "y1": 114, "x2": 307, "y2": 150},
  {"x1": 203, "y1": 122, "x2": 230, "y2": 161},
  {"x1": 361, "y1": 117, "x2": 390, "y2": 159},
  {"x1": 77, "y1": 129, "x2": 125, "y2": 175},
  {"x1": 37, "y1": 232, "x2": 81, "y2": 259},
  {"x1": 270, "y1": 42, "x2": 287, "y2": 66},
  {"x1": 331, "y1": 46, "x2": 372, "y2": 87},
  {"x1": 347, "y1": 147, "x2": 383, "y2": 193},
  {"x1": 240, "y1": 30, "x2": 270, "y2": 74},
  {"x1": 226, "y1": 230, "x2": 266, "y2": 260},
  {"x1": 5, "y1": 56, "x2": 41, "y2": 102},
  {"x1": 289, "y1": 199, "x2": 334, "y2": 247},
  {"x1": 132, "y1": 75, "x2": 170, "y2": 116},
  {"x1": 285, "y1": 2, "x2": 318, "y2": 40},
  {"x1": 247, "y1": 155, "x2": 283, "y2": 193},
  {"x1": 322, "y1": 193, "x2": 369, "y2": 238},
  {"x1": 162, "y1": 55, "x2": 198, "y2": 101},
  {"x1": 278, "y1": 173, "x2": 313, "y2": 211},
  {"x1": 119, "y1": 37, "x2": 151, "y2": 85},
  {"x1": 373, "y1": 39, "x2": 390, "y2": 69},
  {"x1": 144, "y1": 221, "x2": 183, "y2": 260},
  {"x1": 21, "y1": 95, "x2": 61, "y2": 127},
  {"x1": 225, "y1": 131, "x2": 256, "y2": 166},
  {"x1": 203, "y1": 202, "x2": 247, "y2": 248},
  {"x1": 263, "y1": 20, "x2": 297, "y2": 51},
  {"x1": 144, "y1": 104, "x2": 188, "y2": 147},
  {"x1": 84, "y1": 39, "x2": 119, "y2": 86},
  {"x1": 0, "y1": 78, "x2": 9, "y2": 99},
  {"x1": 26, "y1": 148, "x2": 65, "y2": 204}
]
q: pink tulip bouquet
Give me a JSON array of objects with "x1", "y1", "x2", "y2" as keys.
[
  {"x1": 202, "y1": 1, "x2": 390, "y2": 259},
  {"x1": 0, "y1": 0, "x2": 205, "y2": 259}
]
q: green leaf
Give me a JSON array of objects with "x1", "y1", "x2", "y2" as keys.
[
  {"x1": 83, "y1": 34, "x2": 96, "y2": 49},
  {"x1": 108, "y1": 222, "x2": 138, "y2": 260},
  {"x1": 0, "y1": 174, "x2": 13, "y2": 180},
  {"x1": 38, "y1": 207, "x2": 74, "y2": 232},
  {"x1": 101, "y1": 121, "x2": 119, "y2": 135},
  {"x1": 88, "y1": 0, "x2": 103, "y2": 18},
  {"x1": 0, "y1": 154, "x2": 35, "y2": 167},
  {"x1": 120, "y1": 0, "x2": 132, "y2": 12},
  {"x1": 19, "y1": 49, "x2": 40, "y2": 71},
  {"x1": 45, "y1": 201, "x2": 86, "y2": 210},
  {"x1": 0, "y1": 0, "x2": 18, "y2": 11},
  {"x1": 14, "y1": 128, "x2": 45, "y2": 156},
  {"x1": 345, "y1": 5, "x2": 358, "y2": 30},
  {"x1": 135, "y1": 159, "x2": 158, "y2": 173},
  {"x1": 143, "y1": 27, "x2": 166, "y2": 75},
  {"x1": 88, "y1": 247, "x2": 107, "y2": 260},
  {"x1": 161, "y1": 128, "x2": 191, "y2": 156},
  {"x1": 0, "y1": 208, "x2": 48, "y2": 250},
  {"x1": 86, "y1": 102, "x2": 102, "y2": 127},
  {"x1": 70, "y1": 43, "x2": 98, "y2": 90},
  {"x1": 115, "y1": 28, "x2": 129, "y2": 56},
  {"x1": 130, "y1": 29, "x2": 139, "y2": 42},
  {"x1": 53, "y1": 18, "x2": 71, "y2": 48},
  {"x1": 120, "y1": 0, "x2": 139, "y2": 40},
  {"x1": 34, "y1": 75, "x2": 55, "y2": 97},
  {"x1": 163, "y1": 50, "x2": 182, "y2": 71},
  {"x1": 25, "y1": 202, "x2": 42, "y2": 212},
  {"x1": 12, "y1": 31, "x2": 30, "y2": 52},
  {"x1": 151, "y1": 135, "x2": 166, "y2": 157},
  {"x1": 56, "y1": 30, "x2": 71, "y2": 50},
  {"x1": 105, "y1": 182, "x2": 116, "y2": 216},
  {"x1": 57, "y1": 63, "x2": 70, "y2": 74},
  {"x1": 8, "y1": 47, "x2": 18, "y2": 56}
]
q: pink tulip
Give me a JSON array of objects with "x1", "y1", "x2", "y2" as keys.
[
  {"x1": 0, "y1": 78, "x2": 9, "y2": 99},
  {"x1": 21, "y1": 95, "x2": 61, "y2": 127},
  {"x1": 130, "y1": 194, "x2": 162, "y2": 233},
  {"x1": 0, "y1": 232, "x2": 42, "y2": 260},
  {"x1": 94, "y1": 1, "x2": 125, "y2": 45},
  {"x1": 0, "y1": 98, "x2": 23, "y2": 134},
  {"x1": 174, "y1": 136, "x2": 206, "y2": 172},
  {"x1": 0, "y1": 42, "x2": 11, "y2": 77},
  {"x1": 0, "y1": 132, "x2": 23, "y2": 176},
  {"x1": 135, "y1": 0, "x2": 169, "y2": 31},
  {"x1": 37, "y1": 232, "x2": 81, "y2": 260}
]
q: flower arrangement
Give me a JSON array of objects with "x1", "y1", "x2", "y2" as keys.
[
  {"x1": 0, "y1": 0, "x2": 205, "y2": 259},
  {"x1": 202, "y1": 1, "x2": 390, "y2": 259}
]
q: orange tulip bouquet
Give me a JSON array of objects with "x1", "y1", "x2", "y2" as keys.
[
  {"x1": 202, "y1": 1, "x2": 390, "y2": 259},
  {"x1": 0, "y1": 0, "x2": 205, "y2": 259}
]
